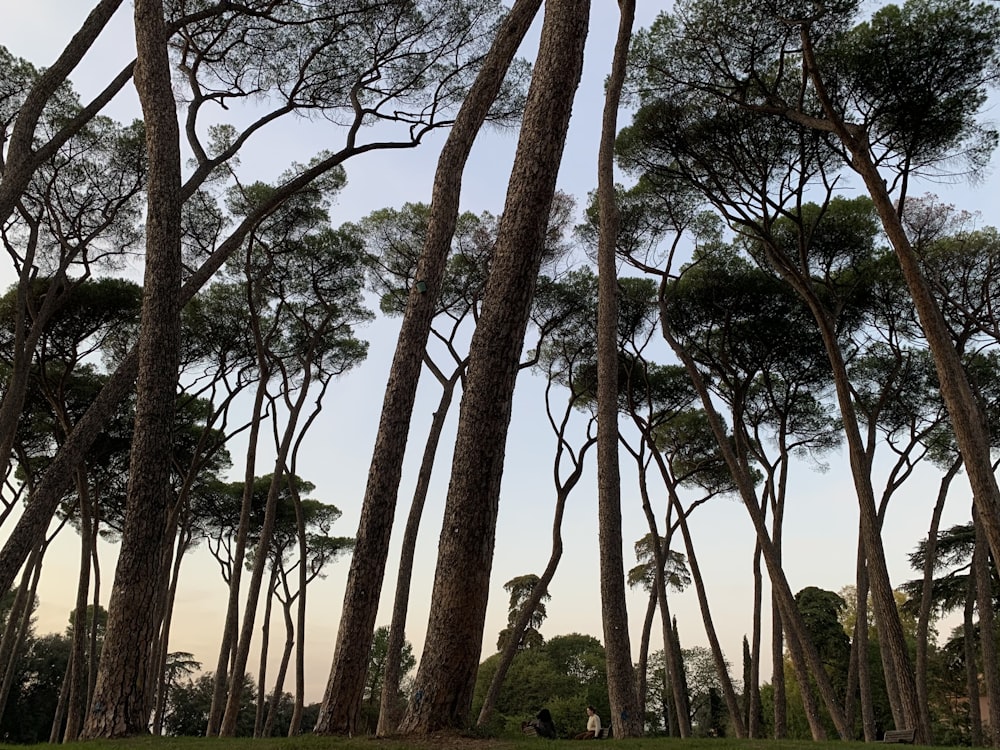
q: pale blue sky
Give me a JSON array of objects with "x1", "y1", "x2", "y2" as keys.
[{"x1": 2, "y1": 0, "x2": 993, "y2": 705}]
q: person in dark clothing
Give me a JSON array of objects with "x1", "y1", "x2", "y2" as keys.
[{"x1": 522, "y1": 707, "x2": 557, "y2": 738}]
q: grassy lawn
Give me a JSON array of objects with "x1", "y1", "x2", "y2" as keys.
[{"x1": 0, "y1": 735, "x2": 936, "y2": 750}]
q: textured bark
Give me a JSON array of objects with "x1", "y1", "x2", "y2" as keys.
[
  {"x1": 974, "y1": 513, "x2": 1000, "y2": 746},
  {"x1": 377, "y1": 371, "x2": 460, "y2": 735},
  {"x1": 315, "y1": 0, "x2": 543, "y2": 734},
  {"x1": 595, "y1": 0, "x2": 643, "y2": 738},
  {"x1": 964, "y1": 577, "x2": 984, "y2": 747},
  {"x1": 396, "y1": 0, "x2": 588, "y2": 732},
  {"x1": 81, "y1": 0, "x2": 182, "y2": 737}
]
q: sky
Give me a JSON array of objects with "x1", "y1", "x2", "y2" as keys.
[{"x1": 2, "y1": 0, "x2": 997, "y2": 708}]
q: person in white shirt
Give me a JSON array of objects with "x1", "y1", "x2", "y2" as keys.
[{"x1": 573, "y1": 705, "x2": 601, "y2": 740}]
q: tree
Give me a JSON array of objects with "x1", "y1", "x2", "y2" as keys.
[
  {"x1": 626, "y1": 13, "x2": 1000, "y2": 734},
  {"x1": 1, "y1": 0, "x2": 514, "y2": 619},
  {"x1": 594, "y1": 0, "x2": 644, "y2": 738},
  {"x1": 315, "y1": 0, "x2": 539, "y2": 734},
  {"x1": 81, "y1": 0, "x2": 182, "y2": 737},
  {"x1": 397, "y1": 0, "x2": 590, "y2": 732},
  {"x1": 361, "y1": 626, "x2": 415, "y2": 735},
  {"x1": 496, "y1": 575, "x2": 550, "y2": 652},
  {"x1": 473, "y1": 632, "x2": 610, "y2": 737}
]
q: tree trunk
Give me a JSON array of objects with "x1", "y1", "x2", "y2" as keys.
[
  {"x1": 377, "y1": 369, "x2": 461, "y2": 735},
  {"x1": 64, "y1": 472, "x2": 94, "y2": 741},
  {"x1": 964, "y1": 575, "x2": 983, "y2": 747},
  {"x1": 975, "y1": 511, "x2": 1000, "y2": 746},
  {"x1": 633, "y1": 455, "x2": 689, "y2": 738},
  {"x1": 396, "y1": 0, "x2": 588, "y2": 732},
  {"x1": 263, "y1": 595, "x2": 295, "y2": 738},
  {"x1": 207, "y1": 374, "x2": 268, "y2": 735},
  {"x1": 81, "y1": 0, "x2": 181, "y2": 735},
  {"x1": 0, "y1": 0, "x2": 125, "y2": 225},
  {"x1": 856, "y1": 559, "x2": 876, "y2": 741},
  {"x1": 802, "y1": 40, "x2": 1000, "y2": 741},
  {"x1": 748, "y1": 540, "x2": 763, "y2": 738},
  {"x1": 659, "y1": 314, "x2": 851, "y2": 739},
  {"x1": 595, "y1": 0, "x2": 643, "y2": 739},
  {"x1": 667, "y1": 483, "x2": 746, "y2": 737},
  {"x1": 913, "y1": 459, "x2": 959, "y2": 743},
  {"x1": 476, "y1": 420, "x2": 592, "y2": 727},
  {"x1": 0, "y1": 541, "x2": 45, "y2": 722},
  {"x1": 314, "y1": 0, "x2": 543, "y2": 734},
  {"x1": 220, "y1": 381, "x2": 312, "y2": 736},
  {"x1": 254, "y1": 566, "x2": 277, "y2": 737}
]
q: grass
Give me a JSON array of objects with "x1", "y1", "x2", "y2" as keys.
[{"x1": 0, "y1": 735, "x2": 943, "y2": 750}]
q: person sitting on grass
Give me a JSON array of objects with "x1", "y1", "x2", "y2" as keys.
[{"x1": 573, "y1": 706, "x2": 600, "y2": 740}]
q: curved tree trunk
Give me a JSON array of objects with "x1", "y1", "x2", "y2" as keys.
[
  {"x1": 475, "y1": 405, "x2": 593, "y2": 727},
  {"x1": 659, "y1": 313, "x2": 851, "y2": 739},
  {"x1": 207, "y1": 373, "x2": 268, "y2": 735},
  {"x1": 254, "y1": 566, "x2": 277, "y2": 737},
  {"x1": 152, "y1": 523, "x2": 190, "y2": 735},
  {"x1": 632, "y1": 455, "x2": 689, "y2": 738},
  {"x1": 81, "y1": 0, "x2": 182, "y2": 735},
  {"x1": 220, "y1": 378, "x2": 312, "y2": 736},
  {"x1": 263, "y1": 592, "x2": 295, "y2": 737},
  {"x1": 663, "y1": 481, "x2": 746, "y2": 737},
  {"x1": 397, "y1": 1, "x2": 588, "y2": 732},
  {"x1": 315, "y1": 0, "x2": 543, "y2": 734},
  {"x1": 800, "y1": 37, "x2": 1000, "y2": 742}
]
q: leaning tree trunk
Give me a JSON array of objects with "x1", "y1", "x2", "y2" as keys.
[
  {"x1": 314, "y1": 0, "x2": 543, "y2": 734},
  {"x1": 220, "y1": 375, "x2": 313, "y2": 736},
  {"x1": 595, "y1": 0, "x2": 644, "y2": 738},
  {"x1": 376, "y1": 368, "x2": 461, "y2": 735},
  {"x1": 396, "y1": 0, "x2": 589, "y2": 732},
  {"x1": 0, "y1": 541, "x2": 45, "y2": 723},
  {"x1": 663, "y1": 480, "x2": 746, "y2": 737},
  {"x1": 660, "y1": 313, "x2": 851, "y2": 739},
  {"x1": 802, "y1": 30, "x2": 1000, "y2": 690},
  {"x1": 81, "y1": 0, "x2": 182, "y2": 736},
  {"x1": 633, "y1": 455, "x2": 689, "y2": 738},
  {"x1": 476, "y1": 408, "x2": 593, "y2": 727}
]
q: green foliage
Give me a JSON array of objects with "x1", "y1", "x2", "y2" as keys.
[
  {"x1": 0, "y1": 632, "x2": 70, "y2": 743},
  {"x1": 473, "y1": 633, "x2": 610, "y2": 738},
  {"x1": 496, "y1": 575, "x2": 550, "y2": 651},
  {"x1": 359, "y1": 626, "x2": 415, "y2": 735}
]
